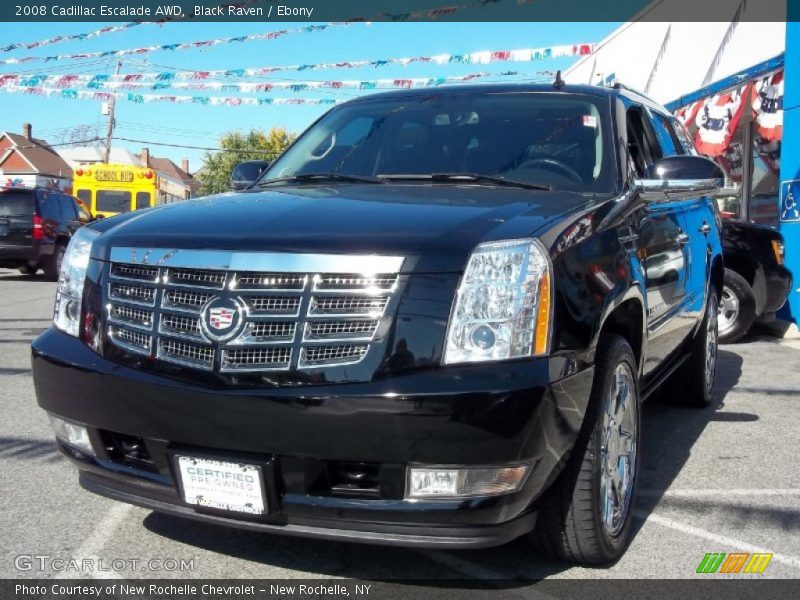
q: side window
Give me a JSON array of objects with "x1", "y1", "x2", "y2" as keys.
[
  {"x1": 626, "y1": 107, "x2": 662, "y2": 177},
  {"x1": 76, "y1": 189, "x2": 91, "y2": 205},
  {"x1": 671, "y1": 119, "x2": 697, "y2": 155},
  {"x1": 135, "y1": 192, "x2": 151, "y2": 210},
  {"x1": 37, "y1": 191, "x2": 60, "y2": 219},
  {"x1": 58, "y1": 194, "x2": 78, "y2": 219},
  {"x1": 650, "y1": 112, "x2": 684, "y2": 157}
]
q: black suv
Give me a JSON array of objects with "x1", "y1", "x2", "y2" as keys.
[
  {"x1": 32, "y1": 84, "x2": 724, "y2": 565},
  {"x1": 0, "y1": 186, "x2": 91, "y2": 280},
  {"x1": 718, "y1": 219, "x2": 791, "y2": 342}
]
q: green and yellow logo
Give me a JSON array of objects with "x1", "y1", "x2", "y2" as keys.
[{"x1": 696, "y1": 552, "x2": 773, "y2": 574}]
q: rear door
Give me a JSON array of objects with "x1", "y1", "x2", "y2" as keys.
[
  {"x1": 36, "y1": 189, "x2": 60, "y2": 255},
  {"x1": 57, "y1": 193, "x2": 81, "y2": 237},
  {"x1": 0, "y1": 188, "x2": 36, "y2": 256}
]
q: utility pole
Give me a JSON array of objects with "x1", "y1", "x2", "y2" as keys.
[{"x1": 102, "y1": 61, "x2": 122, "y2": 163}]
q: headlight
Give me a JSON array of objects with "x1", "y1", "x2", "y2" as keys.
[
  {"x1": 53, "y1": 227, "x2": 100, "y2": 337},
  {"x1": 444, "y1": 238, "x2": 552, "y2": 365}
]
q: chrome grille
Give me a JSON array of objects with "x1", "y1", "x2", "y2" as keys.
[
  {"x1": 110, "y1": 282, "x2": 156, "y2": 305},
  {"x1": 159, "y1": 338, "x2": 214, "y2": 367},
  {"x1": 234, "y1": 273, "x2": 307, "y2": 290},
  {"x1": 108, "y1": 326, "x2": 151, "y2": 354},
  {"x1": 309, "y1": 296, "x2": 389, "y2": 316},
  {"x1": 222, "y1": 347, "x2": 292, "y2": 371},
  {"x1": 300, "y1": 344, "x2": 368, "y2": 367},
  {"x1": 163, "y1": 289, "x2": 212, "y2": 310},
  {"x1": 315, "y1": 275, "x2": 398, "y2": 291},
  {"x1": 246, "y1": 321, "x2": 296, "y2": 342},
  {"x1": 166, "y1": 268, "x2": 226, "y2": 288},
  {"x1": 105, "y1": 253, "x2": 403, "y2": 374},
  {"x1": 109, "y1": 304, "x2": 153, "y2": 329},
  {"x1": 160, "y1": 313, "x2": 201, "y2": 338},
  {"x1": 111, "y1": 263, "x2": 159, "y2": 281},
  {"x1": 247, "y1": 296, "x2": 301, "y2": 315},
  {"x1": 304, "y1": 320, "x2": 378, "y2": 341}
]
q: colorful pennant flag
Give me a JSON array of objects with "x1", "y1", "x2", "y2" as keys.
[
  {"x1": 0, "y1": 71, "x2": 553, "y2": 93},
  {"x1": 0, "y1": 42, "x2": 592, "y2": 74},
  {"x1": 0, "y1": 84, "x2": 342, "y2": 107}
]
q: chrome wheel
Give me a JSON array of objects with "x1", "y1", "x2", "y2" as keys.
[
  {"x1": 599, "y1": 362, "x2": 638, "y2": 537},
  {"x1": 705, "y1": 298, "x2": 718, "y2": 396},
  {"x1": 717, "y1": 286, "x2": 739, "y2": 337}
]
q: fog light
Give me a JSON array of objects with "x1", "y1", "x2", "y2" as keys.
[
  {"x1": 406, "y1": 464, "x2": 529, "y2": 499},
  {"x1": 48, "y1": 415, "x2": 94, "y2": 456}
]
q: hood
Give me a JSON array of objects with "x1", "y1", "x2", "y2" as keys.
[{"x1": 90, "y1": 184, "x2": 594, "y2": 273}]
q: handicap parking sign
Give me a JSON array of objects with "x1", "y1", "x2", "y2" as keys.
[{"x1": 781, "y1": 180, "x2": 800, "y2": 222}]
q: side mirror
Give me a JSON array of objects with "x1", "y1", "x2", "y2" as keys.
[
  {"x1": 634, "y1": 155, "x2": 724, "y2": 202},
  {"x1": 231, "y1": 160, "x2": 271, "y2": 191}
]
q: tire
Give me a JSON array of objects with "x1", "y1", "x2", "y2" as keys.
[
  {"x1": 44, "y1": 244, "x2": 65, "y2": 282},
  {"x1": 18, "y1": 264, "x2": 37, "y2": 276},
  {"x1": 679, "y1": 289, "x2": 719, "y2": 407},
  {"x1": 532, "y1": 334, "x2": 640, "y2": 564},
  {"x1": 718, "y1": 269, "x2": 756, "y2": 343}
]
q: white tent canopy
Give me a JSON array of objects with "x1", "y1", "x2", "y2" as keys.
[{"x1": 564, "y1": 0, "x2": 786, "y2": 105}]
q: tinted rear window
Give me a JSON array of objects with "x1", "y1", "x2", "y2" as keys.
[
  {"x1": 0, "y1": 190, "x2": 35, "y2": 217},
  {"x1": 96, "y1": 190, "x2": 131, "y2": 213}
]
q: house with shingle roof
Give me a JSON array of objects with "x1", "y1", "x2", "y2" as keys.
[{"x1": 0, "y1": 123, "x2": 72, "y2": 191}]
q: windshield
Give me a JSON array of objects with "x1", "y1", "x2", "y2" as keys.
[{"x1": 261, "y1": 92, "x2": 615, "y2": 193}]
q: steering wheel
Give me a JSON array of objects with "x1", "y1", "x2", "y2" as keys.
[{"x1": 518, "y1": 158, "x2": 583, "y2": 184}]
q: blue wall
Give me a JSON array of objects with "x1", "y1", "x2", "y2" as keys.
[{"x1": 779, "y1": 20, "x2": 800, "y2": 322}]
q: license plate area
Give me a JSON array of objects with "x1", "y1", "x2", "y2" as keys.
[{"x1": 174, "y1": 454, "x2": 273, "y2": 516}]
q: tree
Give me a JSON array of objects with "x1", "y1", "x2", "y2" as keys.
[{"x1": 198, "y1": 127, "x2": 295, "y2": 195}]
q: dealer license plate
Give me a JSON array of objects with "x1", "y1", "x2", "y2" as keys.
[{"x1": 176, "y1": 456, "x2": 266, "y2": 515}]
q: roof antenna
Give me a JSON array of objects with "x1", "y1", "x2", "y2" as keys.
[{"x1": 553, "y1": 70, "x2": 565, "y2": 90}]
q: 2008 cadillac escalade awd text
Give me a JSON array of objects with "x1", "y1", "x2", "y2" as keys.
[{"x1": 32, "y1": 84, "x2": 725, "y2": 564}]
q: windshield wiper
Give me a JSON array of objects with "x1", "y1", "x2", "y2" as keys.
[
  {"x1": 258, "y1": 172, "x2": 386, "y2": 186},
  {"x1": 379, "y1": 173, "x2": 552, "y2": 191}
]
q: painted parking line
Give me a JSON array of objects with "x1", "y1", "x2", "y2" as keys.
[
  {"x1": 638, "y1": 489, "x2": 800, "y2": 497},
  {"x1": 63, "y1": 504, "x2": 133, "y2": 579},
  {"x1": 636, "y1": 510, "x2": 800, "y2": 570}
]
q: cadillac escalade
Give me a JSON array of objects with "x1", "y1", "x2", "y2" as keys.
[{"x1": 32, "y1": 83, "x2": 725, "y2": 564}]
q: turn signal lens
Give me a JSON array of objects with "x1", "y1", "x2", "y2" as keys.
[
  {"x1": 771, "y1": 239, "x2": 785, "y2": 265},
  {"x1": 406, "y1": 464, "x2": 530, "y2": 499},
  {"x1": 48, "y1": 414, "x2": 94, "y2": 456}
]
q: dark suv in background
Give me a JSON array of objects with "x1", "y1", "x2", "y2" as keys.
[
  {"x1": 33, "y1": 83, "x2": 724, "y2": 565},
  {"x1": 0, "y1": 186, "x2": 91, "y2": 280}
]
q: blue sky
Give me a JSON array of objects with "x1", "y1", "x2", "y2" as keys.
[{"x1": 0, "y1": 22, "x2": 618, "y2": 171}]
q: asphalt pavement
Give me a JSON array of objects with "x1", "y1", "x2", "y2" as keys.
[{"x1": 1, "y1": 268, "x2": 799, "y2": 581}]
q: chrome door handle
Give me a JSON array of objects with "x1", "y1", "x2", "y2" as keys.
[
  {"x1": 699, "y1": 222, "x2": 712, "y2": 234},
  {"x1": 676, "y1": 232, "x2": 690, "y2": 245}
]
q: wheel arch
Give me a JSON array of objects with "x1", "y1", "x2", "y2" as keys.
[{"x1": 595, "y1": 296, "x2": 645, "y2": 372}]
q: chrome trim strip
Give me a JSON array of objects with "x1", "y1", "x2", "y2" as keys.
[{"x1": 110, "y1": 247, "x2": 405, "y2": 274}]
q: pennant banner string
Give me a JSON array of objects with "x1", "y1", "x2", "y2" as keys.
[
  {"x1": 0, "y1": 70, "x2": 556, "y2": 93},
  {"x1": 0, "y1": 1, "x2": 266, "y2": 53},
  {"x1": 0, "y1": 23, "x2": 356, "y2": 66},
  {"x1": 0, "y1": 84, "x2": 344, "y2": 106},
  {"x1": 0, "y1": 43, "x2": 594, "y2": 82},
  {"x1": 0, "y1": 1, "x2": 540, "y2": 64}
]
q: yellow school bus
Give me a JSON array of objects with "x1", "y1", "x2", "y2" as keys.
[{"x1": 73, "y1": 163, "x2": 159, "y2": 218}]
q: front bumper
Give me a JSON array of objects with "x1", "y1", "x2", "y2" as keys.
[{"x1": 32, "y1": 329, "x2": 594, "y2": 548}]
